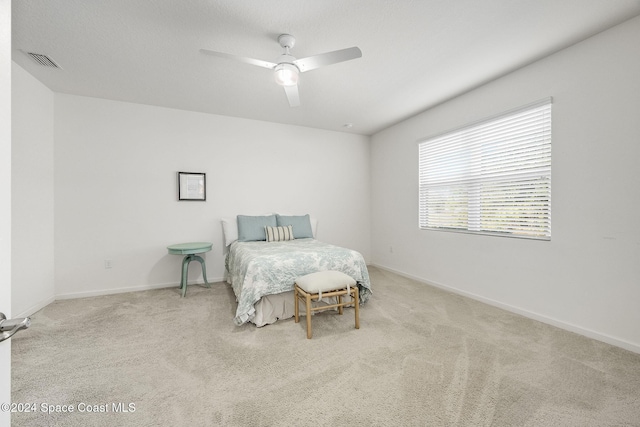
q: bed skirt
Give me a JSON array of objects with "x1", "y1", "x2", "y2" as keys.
[{"x1": 252, "y1": 291, "x2": 352, "y2": 327}]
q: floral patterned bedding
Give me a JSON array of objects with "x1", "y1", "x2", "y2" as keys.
[{"x1": 227, "y1": 238, "x2": 371, "y2": 325}]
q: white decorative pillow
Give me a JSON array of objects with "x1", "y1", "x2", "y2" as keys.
[
  {"x1": 221, "y1": 217, "x2": 238, "y2": 247},
  {"x1": 265, "y1": 225, "x2": 294, "y2": 242}
]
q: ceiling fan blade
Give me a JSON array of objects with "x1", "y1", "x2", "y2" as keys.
[
  {"x1": 199, "y1": 49, "x2": 277, "y2": 69},
  {"x1": 283, "y1": 84, "x2": 300, "y2": 107},
  {"x1": 293, "y1": 47, "x2": 362, "y2": 72}
]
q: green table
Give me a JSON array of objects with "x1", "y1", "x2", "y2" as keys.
[{"x1": 167, "y1": 242, "x2": 213, "y2": 297}]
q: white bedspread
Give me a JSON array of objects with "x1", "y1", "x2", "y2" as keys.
[{"x1": 227, "y1": 238, "x2": 371, "y2": 325}]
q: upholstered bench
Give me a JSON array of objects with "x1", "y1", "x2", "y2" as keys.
[{"x1": 294, "y1": 270, "x2": 360, "y2": 339}]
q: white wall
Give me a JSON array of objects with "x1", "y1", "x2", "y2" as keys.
[
  {"x1": 371, "y1": 16, "x2": 640, "y2": 352},
  {"x1": 54, "y1": 94, "x2": 371, "y2": 298},
  {"x1": 0, "y1": 1, "x2": 13, "y2": 422},
  {"x1": 11, "y1": 63, "x2": 55, "y2": 317}
]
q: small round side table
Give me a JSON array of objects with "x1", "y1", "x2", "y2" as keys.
[{"x1": 167, "y1": 242, "x2": 213, "y2": 297}]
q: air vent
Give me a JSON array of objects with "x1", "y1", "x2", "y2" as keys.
[{"x1": 23, "y1": 51, "x2": 61, "y2": 69}]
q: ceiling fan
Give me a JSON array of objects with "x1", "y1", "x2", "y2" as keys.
[{"x1": 200, "y1": 34, "x2": 362, "y2": 107}]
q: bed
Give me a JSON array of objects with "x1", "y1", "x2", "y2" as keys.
[{"x1": 222, "y1": 214, "x2": 371, "y2": 326}]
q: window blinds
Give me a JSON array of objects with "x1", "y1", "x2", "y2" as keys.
[{"x1": 418, "y1": 98, "x2": 552, "y2": 240}]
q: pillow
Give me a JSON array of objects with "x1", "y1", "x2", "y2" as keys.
[
  {"x1": 296, "y1": 271, "x2": 357, "y2": 301},
  {"x1": 222, "y1": 213, "x2": 275, "y2": 246},
  {"x1": 237, "y1": 214, "x2": 277, "y2": 242},
  {"x1": 265, "y1": 225, "x2": 294, "y2": 242},
  {"x1": 308, "y1": 217, "x2": 318, "y2": 238},
  {"x1": 276, "y1": 214, "x2": 314, "y2": 239},
  {"x1": 221, "y1": 217, "x2": 238, "y2": 247}
]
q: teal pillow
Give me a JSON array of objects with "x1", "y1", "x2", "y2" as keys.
[
  {"x1": 276, "y1": 214, "x2": 313, "y2": 239},
  {"x1": 237, "y1": 215, "x2": 277, "y2": 242}
]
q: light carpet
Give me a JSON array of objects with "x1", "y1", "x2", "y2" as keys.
[{"x1": 11, "y1": 267, "x2": 640, "y2": 426}]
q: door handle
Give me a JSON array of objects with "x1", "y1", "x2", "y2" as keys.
[{"x1": 0, "y1": 312, "x2": 31, "y2": 343}]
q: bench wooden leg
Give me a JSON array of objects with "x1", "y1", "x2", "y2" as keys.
[
  {"x1": 294, "y1": 285, "x2": 300, "y2": 323},
  {"x1": 305, "y1": 293, "x2": 312, "y2": 339},
  {"x1": 354, "y1": 286, "x2": 360, "y2": 330}
]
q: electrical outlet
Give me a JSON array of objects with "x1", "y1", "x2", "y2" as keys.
[{"x1": 104, "y1": 260, "x2": 113, "y2": 269}]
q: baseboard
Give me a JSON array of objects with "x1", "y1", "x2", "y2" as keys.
[
  {"x1": 370, "y1": 263, "x2": 640, "y2": 354},
  {"x1": 14, "y1": 295, "x2": 56, "y2": 318},
  {"x1": 55, "y1": 277, "x2": 226, "y2": 301}
]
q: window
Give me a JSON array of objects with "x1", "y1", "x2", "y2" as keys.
[{"x1": 418, "y1": 98, "x2": 552, "y2": 240}]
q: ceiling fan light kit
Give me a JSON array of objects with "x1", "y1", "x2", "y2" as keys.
[
  {"x1": 200, "y1": 34, "x2": 361, "y2": 107},
  {"x1": 274, "y1": 63, "x2": 299, "y2": 86}
]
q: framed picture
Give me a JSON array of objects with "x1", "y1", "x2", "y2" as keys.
[{"x1": 177, "y1": 172, "x2": 206, "y2": 201}]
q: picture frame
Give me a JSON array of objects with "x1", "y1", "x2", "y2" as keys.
[{"x1": 177, "y1": 172, "x2": 206, "y2": 201}]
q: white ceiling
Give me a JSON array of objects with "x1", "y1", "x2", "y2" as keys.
[{"x1": 12, "y1": 0, "x2": 640, "y2": 136}]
